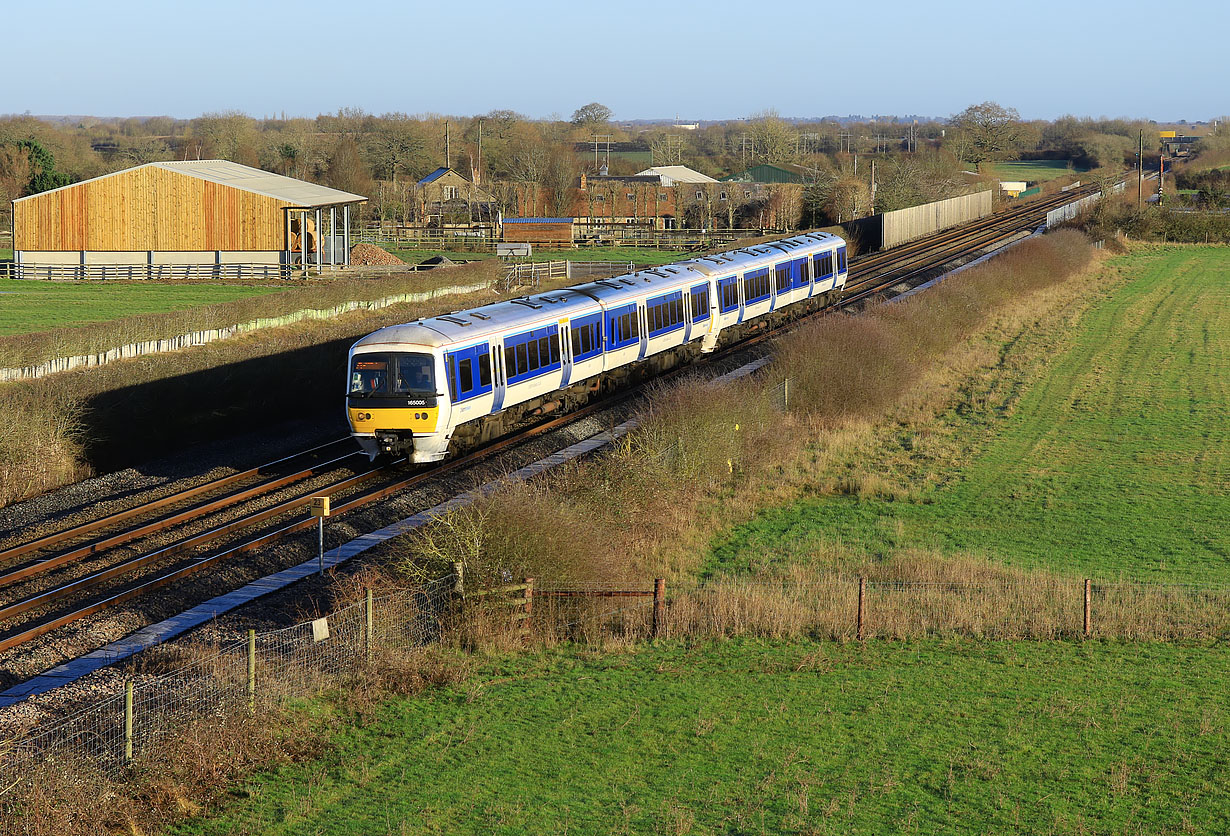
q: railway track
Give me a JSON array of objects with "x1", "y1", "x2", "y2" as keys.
[{"x1": 0, "y1": 183, "x2": 1097, "y2": 660}]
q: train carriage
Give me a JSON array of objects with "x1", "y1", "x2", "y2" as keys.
[{"x1": 347, "y1": 231, "x2": 848, "y2": 463}]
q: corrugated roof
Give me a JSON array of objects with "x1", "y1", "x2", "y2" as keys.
[
  {"x1": 634, "y1": 165, "x2": 718, "y2": 185},
  {"x1": 153, "y1": 160, "x2": 366, "y2": 206},
  {"x1": 503, "y1": 217, "x2": 573, "y2": 224},
  {"x1": 15, "y1": 160, "x2": 367, "y2": 206}
]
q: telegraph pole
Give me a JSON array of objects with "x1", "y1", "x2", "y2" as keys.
[{"x1": 1137, "y1": 129, "x2": 1143, "y2": 209}]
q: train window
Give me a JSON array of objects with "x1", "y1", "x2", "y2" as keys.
[
  {"x1": 515, "y1": 343, "x2": 528, "y2": 374},
  {"x1": 350, "y1": 357, "x2": 389, "y2": 395},
  {"x1": 478, "y1": 352, "x2": 491, "y2": 387},
  {"x1": 800, "y1": 258, "x2": 811, "y2": 284},
  {"x1": 719, "y1": 278, "x2": 738, "y2": 312},
  {"x1": 775, "y1": 263, "x2": 790, "y2": 293},
  {"x1": 458, "y1": 358, "x2": 474, "y2": 394},
  {"x1": 538, "y1": 336, "x2": 550, "y2": 365},
  {"x1": 549, "y1": 334, "x2": 560, "y2": 363},
  {"x1": 745, "y1": 268, "x2": 770, "y2": 303},
  {"x1": 691, "y1": 285, "x2": 710, "y2": 322},
  {"x1": 443, "y1": 356, "x2": 456, "y2": 400},
  {"x1": 527, "y1": 339, "x2": 540, "y2": 370},
  {"x1": 837, "y1": 247, "x2": 847, "y2": 272},
  {"x1": 814, "y1": 252, "x2": 834, "y2": 278}
]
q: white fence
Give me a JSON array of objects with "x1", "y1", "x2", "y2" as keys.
[
  {"x1": 0, "y1": 281, "x2": 489, "y2": 383},
  {"x1": 1046, "y1": 193, "x2": 1104, "y2": 228}
]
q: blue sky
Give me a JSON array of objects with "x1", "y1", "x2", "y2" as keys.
[{"x1": 5, "y1": 0, "x2": 1224, "y2": 122}]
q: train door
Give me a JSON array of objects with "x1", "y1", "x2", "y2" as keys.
[
  {"x1": 637, "y1": 301, "x2": 649, "y2": 360},
  {"x1": 560, "y1": 322, "x2": 573, "y2": 386},
  {"x1": 491, "y1": 339, "x2": 506, "y2": 411}
]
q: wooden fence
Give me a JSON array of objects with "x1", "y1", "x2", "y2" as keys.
[{"x1": 882, "y1": 190, "x2": 993, "y2": 249}]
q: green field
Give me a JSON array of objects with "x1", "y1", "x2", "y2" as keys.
[
  {"x1": 986, "y1": 160, "x2": 1084, "y2": 182},
  {"x1": 171, "y1": 639, "x2": 1230, "y2": 835},
  {"x1": 707, "y1": 247, "x2": 1229, "y2": 584},
  {"x1": 0, "y1": 279, "x2": 282, "y2": 337},
  {"x1": 384, "y1": 245, "x2": 690, "y2": 266}
]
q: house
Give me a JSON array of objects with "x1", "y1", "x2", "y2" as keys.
[{"x1": 413, "y1": 167, "x2": 496, "y2": 225}]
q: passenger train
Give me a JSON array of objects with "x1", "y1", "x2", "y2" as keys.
[{"x1": 346, "y1": 232, "x2": 848, "y2": 462}]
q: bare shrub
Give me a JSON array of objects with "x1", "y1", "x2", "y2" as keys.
[{"x1": 0, "y1": 386, "x2": 89, "y2": 506}]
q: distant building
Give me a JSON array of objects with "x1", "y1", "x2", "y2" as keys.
[
  {"x1": 503, "y1": 217, "x2": 573, "y2": 244},
  {"x1": 12, "y1": 160, "x2": 366, "y2": 278},
  {"x1": 413, "y1": 167, "x2": 496, "y2": 225},
  {"x1": 633, "y1": 166, "x2": 717, "y2": 186}
]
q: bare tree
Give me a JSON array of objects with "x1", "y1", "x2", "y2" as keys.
[{"x1": 949, "y1": 101, "x2": 1023, "y2": 166}]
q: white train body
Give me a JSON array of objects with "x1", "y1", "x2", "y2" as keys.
[{"x1": 347, "y1": 233, "x2": 848, "y2": 462}]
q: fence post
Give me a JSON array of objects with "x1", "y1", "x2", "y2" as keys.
[
  {"x1": 1083, "y1": 579, "x2": 1092, "y2": 638},
  {"x1": 652, "y1": 578, "x2": 666, "y2": 638},
  {"x1": 523, "y1": 577, "x2": 534, "y2": 641},
  {"x1": 365, "y1": 588, "x2": 375, "y2": 664},
  {"x1": 124, "y1": 680, "x2": 134, "y2": 763},
  {"x1": 856, "y1": 577, "x2": 867, "y2": 641},
  {"x1": 247, "y1": 629, "x2": 256, "y2": 713}
]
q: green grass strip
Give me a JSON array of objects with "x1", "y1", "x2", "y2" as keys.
[
  {"x1": 707, "y1": 246, "x2": 1230, "y2": 584},
  {"x1": 169, "y1": 639, "x2": 1230, "y2": 835},
  {"x1": 0, "y1": 279, "x2": 279, "y2": 337}
]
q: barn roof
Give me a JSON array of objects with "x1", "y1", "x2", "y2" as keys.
[{"x1": 14, "y1": 160, "x2": 367, "y2": 207}]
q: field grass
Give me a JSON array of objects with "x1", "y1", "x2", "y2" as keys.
[
  {"x1": 169, "y1": 639, "x2": 1230, "y2": 835},
  {"x1": 0, "y1": 279, "x2": 282, "y2": 337},
  {"x1": 985, "y1": 160, "x2": 1085, "y2": 182},
  {"x1": 383, "y1": 245, "x2": 690, "y2": 266},
  {"x1": 706, "y1": 247, "x2": 1229, "y2": 585}
]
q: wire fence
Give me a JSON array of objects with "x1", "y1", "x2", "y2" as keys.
[{"x1": 2, "y1": 572, "x2": 1229, "y2": 791}]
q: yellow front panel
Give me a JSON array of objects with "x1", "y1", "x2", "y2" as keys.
[{"x1": 348, "y1": 406, "x2": 440, "y2": 434}]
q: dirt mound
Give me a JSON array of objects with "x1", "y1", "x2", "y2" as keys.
[{"x1": 349, "y1": 243, "x2": 407, "y2": 267}]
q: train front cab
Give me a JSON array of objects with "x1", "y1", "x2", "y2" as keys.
[{"x1": 347, "y1": 347, "x2": 453, "y2": 462}]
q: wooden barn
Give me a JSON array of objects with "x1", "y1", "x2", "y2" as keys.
[{"x1": 11, "y1": 160, "x2": 367, "y2": 278}]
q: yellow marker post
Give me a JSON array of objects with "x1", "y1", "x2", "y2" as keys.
[{"x1": 311, "y1": 496, "x2": 331, "y2": 575}]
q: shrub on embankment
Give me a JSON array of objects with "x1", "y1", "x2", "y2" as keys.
[
  {"x1": 0, "y1": 262, "x2": 505, "y2": 508},
  {"x1": 1083, "y1": 193, "x2": 1230, "y2": 243},
  {"x1": 396, "y1": 230, "x2": 1099, "y2": 590}
]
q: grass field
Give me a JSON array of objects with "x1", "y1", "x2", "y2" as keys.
[
  {"x1": 0, "y1": 279, "x2": 282, "y2": 337},
  {"x1": 170, "y1": 639, "x2": 1230, "y2": 835},
  {"x1": 383, "y1": 245, "x2": 690, "y2": 266},
  {"x1": 985, "y1": 160, "x2": 1084, "y2": 182},
  {"x1": 706, "y1": 247, "x2": 1229, "y2": 584}
]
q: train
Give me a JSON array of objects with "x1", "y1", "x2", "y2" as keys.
[{"x1": 346, "y1": 232, "x2": 849, "y2": 463}]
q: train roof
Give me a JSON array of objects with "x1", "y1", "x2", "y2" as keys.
[
  {"x1": 352, "y1": 288, "x2": 602, "y2": 350},
  {"x1": 678, "y1": 232, "x2": 841, "y2": 277},
  {"x1": 351, "y1": 230, "x2": 846, "y2": 352}
]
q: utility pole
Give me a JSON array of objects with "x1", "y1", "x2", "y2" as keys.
[
  {"x1": 870, "y1": 159, "x2": 876, "y2": 215},
  {"x1": 1137, "y1": 129, "x2": 1143, "y2": 209},
  {"x1": 477, "y1": 119, "x2": 483, "y2": 186}
]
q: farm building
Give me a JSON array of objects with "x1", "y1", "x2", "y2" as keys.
[{"x1": 11, "y1": 160, "x2": 367, "y2": 279}]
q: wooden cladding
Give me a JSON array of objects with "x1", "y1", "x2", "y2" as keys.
[{"x1": 14, "y1": 167, "x2": 290, "y2": 252}]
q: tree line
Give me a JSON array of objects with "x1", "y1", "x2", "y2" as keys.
[{"x1": 1, "y1": 102, "x2": 1220, "y2": 231}]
